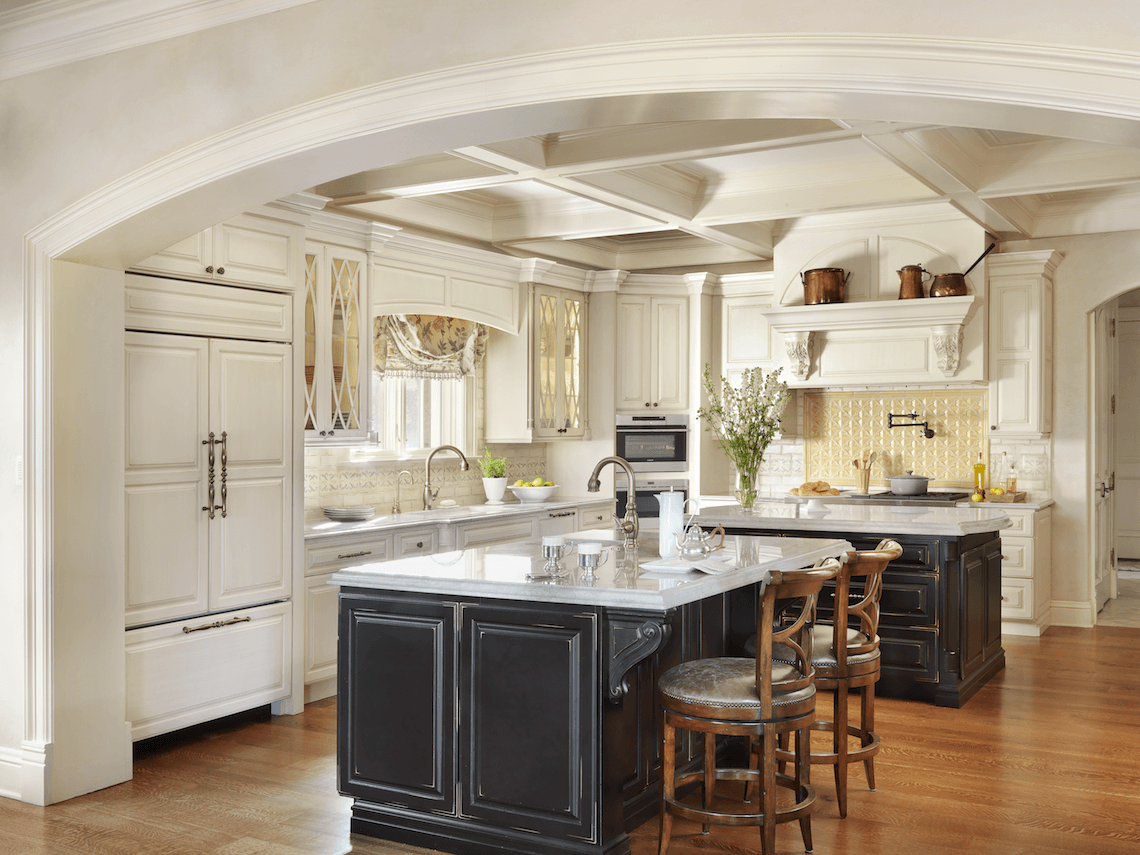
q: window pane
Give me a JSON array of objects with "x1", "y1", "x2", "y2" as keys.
[{"x1": 405, "y1": 378, "x2": 426, "y2": 451}]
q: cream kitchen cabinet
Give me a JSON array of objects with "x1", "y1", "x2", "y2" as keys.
[
  {"x1": 534, "y1": 284, "x2": 589, "y2": 439},
  {"x1": 484, "y1": 282, "x2": 590, "y2": 442},
  {"x1": 131, "y1": 212, "x2": 305, "y2": 292},
  {"x1": 988, "y1": 251, "x2": 1060, "y2": 437},
  {"x1": 124, "y1": 331, "x2": 293, "y2": 628},
  {"x1": 998, "y1": 504, "x2": 1053, "y2": 636},
  {"x1": 125, "y1": 600, "x2": 292, "y2": 741},
  {"x1": 304, "y1": 241, "x2": 370, "y2": 442},
  {"x1": 616, "y1": 293, "x2": 689, "y2": 412}
]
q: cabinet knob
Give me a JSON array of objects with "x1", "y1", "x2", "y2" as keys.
[
  {"x1": 645, "y1": 402, "x2": 650, "y2": 407},
  {"x1": 416, "y1": 541, "x2": 423, "y2": 548},
  {"x1": 653, "y1": 402, "x2": 659, "y2": 407},
  {"x1": 205, "y1": 265, "x2": 213, "y2": 274},
  {"x1": 990, "y1": 425, "x2": 996, "y2": 430},
  {"x1": 217, "y1": 266, "x2": 224, "y2": 275}
]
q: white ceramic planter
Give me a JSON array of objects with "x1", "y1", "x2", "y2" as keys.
[{"x1": 483, "y1": 477, "x2": 508, "y2": 505}]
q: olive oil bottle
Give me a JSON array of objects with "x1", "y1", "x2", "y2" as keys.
[{"x1": 973, "y1": 452, "x2": 987, "y2": 494}]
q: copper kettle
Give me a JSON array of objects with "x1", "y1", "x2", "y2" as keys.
[
  {"x1": 801, "y1": 268, "x2": 850, "y2": 305},
  {"x1": 898, "y1": 265, "x2": 930, "y2": 299}
]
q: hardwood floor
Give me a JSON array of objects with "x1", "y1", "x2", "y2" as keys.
[{"x1": 4, "y1": 627, "x2": 1140, "y2": 855}]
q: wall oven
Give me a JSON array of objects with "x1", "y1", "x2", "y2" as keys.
[
  {"x1": 615, "y1": 476, "x2": 689, "y2": 519},
  {"x1": 615, "y1": 414, "x2": 689, "y2": 472}
]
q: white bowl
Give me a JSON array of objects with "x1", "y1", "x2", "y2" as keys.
[{"x1": 508, "y1": 484, "x2": 557, "y2": 503}]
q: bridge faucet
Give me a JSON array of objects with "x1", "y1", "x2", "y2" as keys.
[
  {"x1": 424, "y1": 445, "x2": 470, "y2": 510},
  {"x1": 587, "y1": 455, "x2": 639, "y2": 550}
]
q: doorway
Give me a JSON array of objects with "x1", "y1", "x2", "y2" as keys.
[{"x1": 1106, "y1": 294, "x2": 1140, "y2": 626}]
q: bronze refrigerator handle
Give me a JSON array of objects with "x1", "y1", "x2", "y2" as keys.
[
  {"x1": 201, "y1": 432, "x2": 217, "y2": 519},
  {"x1": 218, "y1": 431, "x2": 228, "y2": 518}
]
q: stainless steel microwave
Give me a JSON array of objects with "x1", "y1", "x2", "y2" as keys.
[{"x1": 615, "y1": 414, "x2": 689, "y2": 472}]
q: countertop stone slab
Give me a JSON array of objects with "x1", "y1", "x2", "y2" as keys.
[
  {"x1": 305, "y1": 495, "x2": 614, "y2": 542},
  {"x1": 695, "y1": 500, "x2": 1012, "y2": 536},
  {"x1": 330, "y1": 534, "x2": 850, "y2": 610}
]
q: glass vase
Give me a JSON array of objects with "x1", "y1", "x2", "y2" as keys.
[{"x1": 734, "y1": 467, "x2": 760, "y2": 513}]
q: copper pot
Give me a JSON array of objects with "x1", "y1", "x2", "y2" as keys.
[
  {"x1": 898, "y1": 265, "x2": 929, "y2": 299},
  {"x1": 801, "y1": 268, "x2": 850, "y2": 305},
  {"x1": 929, "y1": 272, "x2": 968, "y2": 297}
]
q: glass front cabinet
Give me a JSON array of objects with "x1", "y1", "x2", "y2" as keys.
[
  {"x1": 304, "y1": 242, "x2": 370, "y2": 441},
  {"x1": 533, "y1": 284, "x2": 588, "y2": 440}
]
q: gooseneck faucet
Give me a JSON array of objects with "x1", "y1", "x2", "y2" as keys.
[
  {"x1": 424, "y1": 445, "x2": 470, "y2": 510},
  {"x1": 393, "y1": 469, "x2": 413, "y2": 514},
  {"x1": 587, "y1": 455, "x2": 639, "y2": 550}
]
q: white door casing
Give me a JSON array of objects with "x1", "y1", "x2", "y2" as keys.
[
  {"x1": 1093, "y1": 303, "x2": 1118, "y2": 614},
  {"x1": 1115, "y1": 311, "x2": 1140, "y2": 560}
]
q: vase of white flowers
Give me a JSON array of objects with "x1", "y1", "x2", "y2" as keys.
[{"x1": 696, "y1": 364, "x2": 791, "y2": 513}]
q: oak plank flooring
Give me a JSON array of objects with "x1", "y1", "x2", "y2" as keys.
[{"x1": 3, "y1": 627, "x2": 1140, "y2": 854}]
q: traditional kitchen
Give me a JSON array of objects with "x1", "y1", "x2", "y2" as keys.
[{"x1": 8, "y1": 6, "x2": 1140, "y2": 855}]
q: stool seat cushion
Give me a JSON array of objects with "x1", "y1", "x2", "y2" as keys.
[{"x1": 659, "y1": 657, "x2": 815, "y2": 710}]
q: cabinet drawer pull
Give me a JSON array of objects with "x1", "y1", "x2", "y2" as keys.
[
  {"x1": 182, "y1": 615, "x2": 251, "y2": 634},
  {"x1": 416, "y1": 541, "x2": 424, "y2": 548},
  {"x1": 548, "y1": 511, "x2": 574, "y2": 518},
  {"x1": 337, "y1": 550, "x2": 372, "y2": 559}
]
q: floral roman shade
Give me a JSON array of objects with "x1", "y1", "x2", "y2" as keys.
[{"x1": 373, "y1": 314, "x2": 488, "y2": 380}]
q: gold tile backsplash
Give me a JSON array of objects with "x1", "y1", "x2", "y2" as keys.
[{"x1": 803, "y1": 389, "x2": 988, "y2": 489}]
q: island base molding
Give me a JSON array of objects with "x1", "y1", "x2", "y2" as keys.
[{"x1": 349, "y1": 802, "x2": 634, "y2": 855}]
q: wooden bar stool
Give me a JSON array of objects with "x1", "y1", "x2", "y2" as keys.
[
  {"x1": 657, "y1": 559, "x2": 839, "y2": 855},
  {"x1": 778, "y1": 539, "x2": 902, "y2": 818}
]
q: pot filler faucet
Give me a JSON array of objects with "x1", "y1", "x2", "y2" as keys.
[
  {"x1": 424, "y1": 445, "x2": 470, "y2": 510},
  {"x1": 587, "y1": 455, "x2": 639, "y2": 550}
]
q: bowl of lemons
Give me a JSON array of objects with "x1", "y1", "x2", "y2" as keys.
[{"x1": 508, "y1": 478, "x2": 557, "y2": 502}]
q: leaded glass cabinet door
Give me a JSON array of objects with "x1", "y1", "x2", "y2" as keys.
[
  {"x1": 304, "y1": 243, "x2": 370, "y2": 441},
  {"x1": 533, "y1": 285, "x2": 587, "y2": 440}
]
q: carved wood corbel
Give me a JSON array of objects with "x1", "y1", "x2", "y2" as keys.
[
  {"x1": 932, "y1": 324, "x2": 965, "y2": 376},
  {"x1": 783, "y1": 330, "x2": 814, "y2": 381},
  {"x1": 605, "y1": 611, "x2": 671, "y2": 701}
]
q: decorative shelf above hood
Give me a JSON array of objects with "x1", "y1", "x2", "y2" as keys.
[{"x1": 760, "y1": 295, "x2": 978, "y2": 381}]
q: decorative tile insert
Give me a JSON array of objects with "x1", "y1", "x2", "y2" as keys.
[{"x1": 803, "y1": 389, "x2": 988, "y2": 489}]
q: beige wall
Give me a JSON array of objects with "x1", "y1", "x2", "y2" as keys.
[{"x1": 7, "y1": 0, "x2": 1140, "y2": 802}]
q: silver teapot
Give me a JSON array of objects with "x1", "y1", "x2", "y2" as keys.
[{"x1": 674, "y1": 523, "x2": 725, "y2": 560}]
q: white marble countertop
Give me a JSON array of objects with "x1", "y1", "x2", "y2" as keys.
[
  {"x1": 330, "y1": 533, "x2": 850, "y2": 610},
  {"x1": 305, "y1": 495, "x2": 615, "y2": 542},
  {"x1": 694, "y1": 499, "x2": 1011, "y2": 536}
]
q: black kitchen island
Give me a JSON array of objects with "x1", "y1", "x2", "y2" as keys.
[
  {"x1": 330, "y1": 533, "x2": 849, "y2": 855},
  {"x1": 695, "y1": 500, "x2": 1012, "y2": 708}
]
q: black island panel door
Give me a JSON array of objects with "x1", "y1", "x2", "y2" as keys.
[
  {"x1": 338, "y1": 594, "x2": 458, "y2": 815},
  {"x1": 460, "y1": 602, "x2": 599, "y2": 843}
]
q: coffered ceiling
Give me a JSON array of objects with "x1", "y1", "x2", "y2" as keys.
[{"x1": 314, "y1": 118, "x2": 1140, "y2": 272}]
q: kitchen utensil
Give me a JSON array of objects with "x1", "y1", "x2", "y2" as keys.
[
  {"x1": 888, "y1": 471, "x2": 933, "y2": 495},
  {"x1": 656, "y1": 490, "x2": 685, "y2": 559},
  {"x1": 929, "y1": 243, "x2": 996, "y2": 297},
  {"x1": 801, "y1": 268, "x2": 850, "y2": 304},
  {"x1": 675, "y1": 523, "x2": 726, "y2": 560},
  {"x1": 897, "y1": 265, "x2": 929, "y2": 299},
  {"x1": 577, "y1": 541, "x2": 610, "y2": 582}
]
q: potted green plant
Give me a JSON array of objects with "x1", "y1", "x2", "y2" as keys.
[{"x1": 479, "y1": 448, "x2": 509, "y2": 505}]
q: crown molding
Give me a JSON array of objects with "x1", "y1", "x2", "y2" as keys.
[{"x1": 0, "y1": 0, "x2": 319, "y2": 81}]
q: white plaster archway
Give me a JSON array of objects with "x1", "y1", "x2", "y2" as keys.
[{"x1": 24, "y1": 35, "x2": 1140, "y2": 803}]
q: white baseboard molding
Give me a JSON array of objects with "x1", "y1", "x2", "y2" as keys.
[
  {"x1": 0, "y1": 745, "x2": 22, "y2": 802},
  {"x1": 1050, "y1": 600, "x2": 1095, "y2": 628},
  {"x1": 304, "y1": 676, "x2": 337, "y2": 705}
]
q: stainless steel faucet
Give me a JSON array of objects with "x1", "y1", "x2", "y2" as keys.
[
  {"x1": 423, "y1": 445, "x2": 470, "y2": 510},
  {"x1": 393, "y1": 469, "x2": 413, "y2": 514},
  {"x1": 587, "y1": 455, "x2": 639, "y2": 550}
]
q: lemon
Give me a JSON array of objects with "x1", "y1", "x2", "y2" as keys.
[
  {"x1": 544, "y1": 481, "x2": 554, "y2": 487},
  {"x1": 513, "y1": 479, "x2": 525, "y2": 487},
  {"x1": 531, "y1": 478, "x2": 544, "y2": 487},
  {"x1": 990, "y1": 487, "x2": 1005, "y2": 495},
  {"x1": 971, "y1": 493, "x2": 985, "y2": 503}
]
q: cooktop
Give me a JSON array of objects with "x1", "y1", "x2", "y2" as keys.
[{"x1": 847, "y1": 491, "x2": 971, "y2": 507}]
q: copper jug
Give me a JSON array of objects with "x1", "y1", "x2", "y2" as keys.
[{"x1": 897, "y1": 265, "x2": 929, "y2": 299}]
